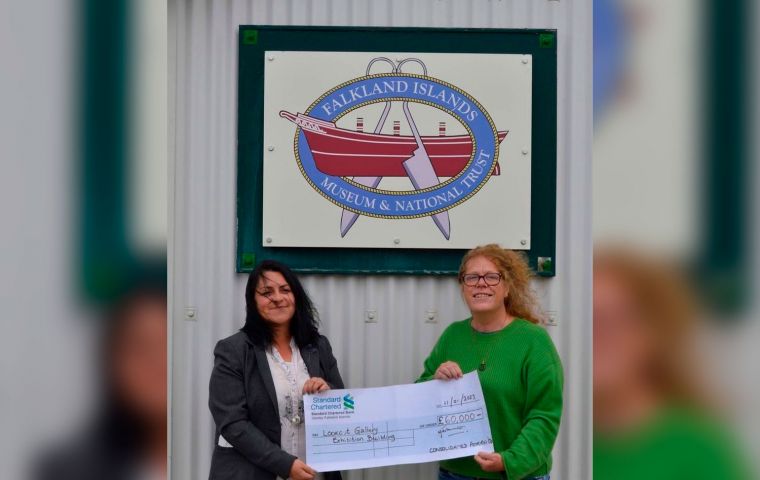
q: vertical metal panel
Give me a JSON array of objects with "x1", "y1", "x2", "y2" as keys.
[{"x1": 169, "y1": 1, "x2": 592, "y2": 479}]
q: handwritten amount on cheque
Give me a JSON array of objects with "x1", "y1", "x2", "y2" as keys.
[{"x1": 319, "y1": 408, "x2": 485, "y2": 444}]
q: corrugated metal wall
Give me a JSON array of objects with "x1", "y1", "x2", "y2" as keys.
[{"x1": 168, "y1": 1, "x2": 592, "y2": 479}]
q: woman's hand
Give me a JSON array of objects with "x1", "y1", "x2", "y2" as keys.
[
  {"x1": 302, "y1": 377, "x2": 330, "y2": 394},
  {"x1": 434, "y1": 361, "x2": 463, "y2": 380},
  {"x1": 474, "y1": 451, "x2": 505, "y2": 472},
  {"x1": 290, "y1": 459, "x2": 317, "y2": 480}
]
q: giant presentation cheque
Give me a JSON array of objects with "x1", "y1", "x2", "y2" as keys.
[{"x1": 304, "y1": 371, "x2": 494, "y2": 471}]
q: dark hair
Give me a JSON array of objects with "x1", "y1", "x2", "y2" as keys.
[
  {"x1": 100, "y1": 284, "x2": 167, "y2": 462},
  {"x1": 241, "y1": 260, "x2": 320, "y2": 347}
]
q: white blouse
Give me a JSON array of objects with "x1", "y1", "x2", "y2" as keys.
[{"x1": 265, "y1": 338, "x2": 323, "y2": 480}]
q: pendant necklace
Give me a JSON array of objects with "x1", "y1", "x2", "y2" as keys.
[
  {"x1": 470, "y1": 318, "x2": 505, "y2": 372},
  {"x1": 288, "y1": 347, "x2": 303, "y2": 426},
  {"x1": 272, "y1": 341, "x2": 304, "y2": 426},
  {"x1": 470, "y1": 322, "x2": 491, "y2": 371}
]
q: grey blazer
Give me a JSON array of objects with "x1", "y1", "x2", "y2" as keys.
[{"x1": 208, "y1": 331, "x2": 344, "y2": 480}]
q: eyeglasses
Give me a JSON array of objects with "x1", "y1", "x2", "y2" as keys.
[{"x1": 460, "y1": 272, "x2": 502, "y2": 286}]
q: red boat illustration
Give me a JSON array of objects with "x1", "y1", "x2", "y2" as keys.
[{"x1": 280, "y1": 111, "x2": 506, "y2": 177}]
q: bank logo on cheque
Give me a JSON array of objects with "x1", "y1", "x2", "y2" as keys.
[
  {"x1": 311, "y1": 393, "x2": 356, "y2": 415},
  {"x1": 280, "y1": 57, "x2": 508, "y2": 239}
]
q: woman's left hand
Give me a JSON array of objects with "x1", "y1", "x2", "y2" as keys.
[
  {"x1": 302, "y1": 377, "x2": 330, "y2": 394},
  {"x1": 474, "y1": 451, "x2": 504, "y2": 472}
]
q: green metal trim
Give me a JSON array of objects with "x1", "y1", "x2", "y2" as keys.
[
  {"x1": 80, "y1": 0, "x2": 133, "y2": 300},
  {"x1": 80, "y1": 0, "x2": 166, "y2": 301},
  {"x1": 701, "y1": 0, "x2": 749, "y2": 313},
  {"x1": 237, "y1": 26, "x2": 557, "y2": 276}
]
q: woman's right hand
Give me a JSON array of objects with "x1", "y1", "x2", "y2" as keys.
[
  {"x1": 290, "y1": 459, "x2": 316, "y2": 480},
  {"x1": 434, "y1": 361, "x2": 463, "y2": 380}
]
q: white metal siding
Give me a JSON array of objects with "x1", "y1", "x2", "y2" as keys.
[{"x1": 168, "y1": 1, "x2": 592, "y2": 479}]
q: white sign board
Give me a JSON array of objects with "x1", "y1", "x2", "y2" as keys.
[
  {"x1": 262, "y1": 51, "x2": 532, "y2": 249},
  {"x1": 304, "y1": 372, "x2": 494, "y2": 472}
]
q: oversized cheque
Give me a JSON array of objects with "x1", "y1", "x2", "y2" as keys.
[{"x1": 304, "y1": 371, "x2": 494, "y2": 471}]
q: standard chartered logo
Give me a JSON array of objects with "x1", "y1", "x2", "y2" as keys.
[{"x1": 310, "y1": 393, "x2": 355, "y2": 413}]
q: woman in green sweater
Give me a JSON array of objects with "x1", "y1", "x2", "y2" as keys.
[
  {"x1": 593, "y1": 248, "x2": 751, "y2": 480},
  {"x1": 418, "y1": 245, "x2": 563, "y2": 480}
]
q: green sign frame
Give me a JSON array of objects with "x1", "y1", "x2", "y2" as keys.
[{"x1": 236, "y1": 26, "x2": 557, "y2": 276}]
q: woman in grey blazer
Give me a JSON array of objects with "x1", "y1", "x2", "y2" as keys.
[{"x1": 209, "y1": 260, "x2": 344, "y2": 480}]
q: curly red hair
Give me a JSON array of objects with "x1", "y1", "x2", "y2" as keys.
[{"x1": 458, "y1": 244, "x2": 545, "y2": 324}]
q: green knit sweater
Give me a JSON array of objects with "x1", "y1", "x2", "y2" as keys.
[
  {"x1": 417, "y1": 318, "x2": 563, "y2": 480},
  {"x1": 594, "y1": 407, "x2": 751, "y2": 480}
]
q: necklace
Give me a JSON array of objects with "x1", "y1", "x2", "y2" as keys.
[
  {"x1": 469, "y1": 318, "x2": 507, "y2": 371},
  {"x1": 270, "y1": 340, "x2": 304, "y2": 425}
]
